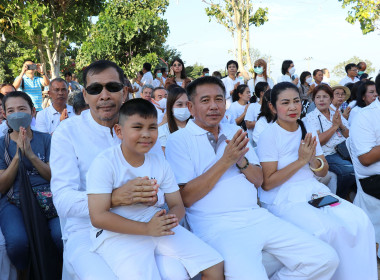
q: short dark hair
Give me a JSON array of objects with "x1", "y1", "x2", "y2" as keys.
[
  {"x1": 153, "y1": 68, "x2": 161, "y2": 75},
  {"x1": 356, "y1": 80, "x2": 376, "y2": 108},
  {"x1": 253, "y1": 82, "x2": 269, "y2": 102},
  {"x1": 2, "y1": 91, "x2": 34, "y2": 111},
  {"x1": 212, "y1": 71, "x2": 222, "y2": 79},
  {"x1": 64, "y1": 71, "x2": 72, "y2": 77},
  {"x1": 0, "y1": 83, "x2": 16, "y2": 94},
  {"x1": 118, "y1": 98, "x2": 157, "y2": 125},
  {"x1": 281, "y1": 60, "x2": 293, "y2": 75},
  {"x1": 49, "y1": 77, "x2": 68, "y2": 90},
  {"x1": 152, "y1": 87, "x2": 167, "y2": 99},
  {"x1": 226, "y1": 60, "x2": 238, "y2": 70},
  {"x1": 345, "y1": 63, "x2": 357, "y2": 74},
  {"x1": 312, "y1": 84, "x2": 333, "y2": 101},
  {"x1": 202, "y1": 68, "x2": 209, "y2": 73},
  {"x1": 357, "y1": 62, "x2": 366, "y2": 70},
  {"x1": 73, "y1": 91, "x2": 89, "y2": 115},
  {"x1": 300, "y1": 71, "x2": 311, "y2": 85},
  {"x1": 313, "y1": 69, "x2": 323, "y2": 77},
  {"x1": 143, "y1": 62, "x2": 152, "y2": 72},
  {"x1": 160, "y1": 67, "x2": 167, "y2": 73},
  {"x1": 375, "y1": 73, "x2": 380, "y2": 95},
  {"x1": 82, "y1": 60, "x2": 124, "y2": 88},
  {"x1": 186, "y1": 76, "x2": 226, "y2": 102}
]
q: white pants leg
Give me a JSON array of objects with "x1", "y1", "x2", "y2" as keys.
[
  {"x1": 155, "y1": 226, "x2": 223, "y2": 278},
  {"x1": 265, "y1": 199, "x2": 378, "y2": 280},
  {"x1": 196, "y1": 208, "x2": 338, "y2": 280}
]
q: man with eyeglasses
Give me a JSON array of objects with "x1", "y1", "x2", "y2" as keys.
[
  {"x1": 35, "y1": 78, "x2": 74, "y2": 134},
  {"x1": 339, "y1": 63, "x2": 360, "y2": 86},
  {"x1": 50, "y1": 60, "x2": 189, "y2": 280}
]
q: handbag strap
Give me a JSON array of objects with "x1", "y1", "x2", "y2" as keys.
[
  {"x1": 317, "y1": 115, "x2": 324, "y2": 133},
  {"x1": 4, "y1": 132, "x2": 15, "y2": 199}
]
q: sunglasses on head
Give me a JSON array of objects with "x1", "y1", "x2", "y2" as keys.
[{"x1": 85, "y1": 82, "x2": 124, "y2": 95}]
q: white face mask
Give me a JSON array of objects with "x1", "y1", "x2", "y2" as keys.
[
  {"x1": 289, "y1": 67, "x2": 296, "y2": 76},
  {"x1": 173, "y1": 108, "x2": 191, "y2": 122},
  {"x1": 159, "y1": 98, "x2": 167, "y2": 109},
  {"x1": 306, "y1": 77, "x2": 313, "y2": 85}
]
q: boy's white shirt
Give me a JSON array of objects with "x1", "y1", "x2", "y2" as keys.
[{"x1": 86, "y1": 145, "x2": 179, "y2": 250}]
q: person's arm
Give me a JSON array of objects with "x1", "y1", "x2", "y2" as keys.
[
  {"x1": 261, "y1": 133, "x2": 326, "y2": 190},
  {"x1": 0, "y1": 152, "x2": 20, "y2": 194},
  {"x1": 176, "y1": 130, "x2": 250, "y2": 207},
  {"x1": 37, "y1": 64, "x2": 50, "y2": 87},
  {"x1": 358, "y1": 146, "x2": 380, "y2": 167},
  {"x1": 13, "y1": 64, "x2": 28, "y2": 89},
  {"x1": 236, "y1": 157, "x2": 263, "y2": 188},
  {"x1": 234, "y1": 104, "x2": 249, "y2": 125},
  {"x1": 165, "y1": 191, "x2": 185, "y2": 221},
  {"x1": 317, "y1": 125, "x2": 338, "y2": 146}
]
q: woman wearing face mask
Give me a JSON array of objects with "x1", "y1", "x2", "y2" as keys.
[
  {"x1": 158, "y1": 86, "x2": 191, "y2": 153},
  {"x1": 277, "y1": 60, "x2": 299, "y2": 86},
  {"x1": 257, "y1": 82, "x2": 377, "y2": 280},
  {"x1": 226, "y1": 84, "x2": 251, "y2": 130},
  {"x1": 0, "y1": 91, "x2": 62, "y2": 277},
  {"x1": 299, "y1": 71, "x2": 315, "y2": 116},
  {"x1": 164, "y1": 58, "x2": 191, "y2": 90},
  {"x1": 247, "y1": 59, "x2": 274, "y2": 94},
  {"x1": 222, "y1": 60, "x2": 241, "y2": 109},
  {"x1": 153, "y1": 69, "x2": 165, "y2": 88}
]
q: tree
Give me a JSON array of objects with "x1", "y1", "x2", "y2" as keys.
[
  {"x1": 245, "y1": 48, "x2": 274, "y2": 76},
  {"x1": 339, "y1": 0, "x2": 380, "y2": 34},
  {"x1": 185, "y1": 63, "x2": 205, "y2": 79},
  {"x1": 0, "y1": 0, "x2": 104, "y2": 78},
  {"x1": 203, "y1": 0, "x2": 268, "y2": 78},
  {"x1": 75, "y1": 0, "x2": 173, "y2": 78},
  {"x1": 331, "y1": 56, "x2": 375, "y2": 78}
]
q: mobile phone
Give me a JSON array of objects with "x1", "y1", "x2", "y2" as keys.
[
  {"x1": 27, "y1": 64, "x2": 37, "y2": 70},
  {"x1": 308, "y1": 195, "x2": 339, "y2": 208}
]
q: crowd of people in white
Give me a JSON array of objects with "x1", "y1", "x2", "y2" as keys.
[{"x1": 0, "y1": 57, "x2": 379, "y2": 280}]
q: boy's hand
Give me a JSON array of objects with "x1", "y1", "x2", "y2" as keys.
[
  {"x1": 111, "y1": 176, "x2": 158, "y2": 207},
  {"x1": 146, "y1": 209, "x2": 178, "y2": 236}
]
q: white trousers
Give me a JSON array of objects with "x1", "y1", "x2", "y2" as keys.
[
  {"x1": 190, "y1": 208, "x2": 339, "y2": 280},
  {"x1": 65, "y1": 229, "x2": 191, "y2": 280},
  {"x1": 264, "y1": 199, "x2": 378, "y2": 280},
  {"x1": 96, "y1": 225, "x2": 223, "y2": 280}
]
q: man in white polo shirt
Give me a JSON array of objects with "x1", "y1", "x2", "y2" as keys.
[
  {"x1": 35, "y1": 78, "x2": 74, "y2": 134},
  {"x1": 339, "y1": 63, "x2": 360, "y2": 86},
  {"x1": 166, "y1": 76, "x2": 339, "y2": 279},
  {"x1": 50, "y1": 60, "x2": 188, "y2": 280}
]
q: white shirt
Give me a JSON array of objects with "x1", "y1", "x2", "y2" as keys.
[
  {"x1": 221, "y1": 76, "x2": 241, "y2": 109},
  {"x1": 339, "y1": 76, "x2": 359, "y2": 86},
  {"x1": 166, "y1": 120, "x2": 260, "y2": 232},
  {"x1": 348, "y1": 105, "x2": 361, "y2": 126},
  {"x1": 0, "y1": 122, "x2": 8, "y2": 138},
  {"x1": 87, "y1": 145, "x2": 178, "y2": 249},
  {"x1": 226, "y1": 101, "x2": 247, "y2": 124},
  {"x1": 303, "y1": 108, "x2": 349, "y2": 156},
  {"x1": 257, "y1": 122, "x2": 325, "y2": 204},
  {"x1": 158, "y1": 123, "x2": 184, "y2": 148},
  {"x1": 132, "y1": 82, "x2": 141, "y2": 98},
  {"x1": 247, "y1": 76, "x2": 274, "y2": 93},
  {"x1": 141, "y1": 71, "x2": 154, "y2": 86},
  {"x1": 153, "y1": 78, "x2": 164, "y2": 88},
  {"x1": 50, "y1": 110, "x2": 164, "y2": 239},
  {"x1": 35, "y1": 104, "x2": 74, "y2": 134},
  {"x1": 277, "y1": 74, "x2": 300, "y2": 87},
  {"x1": 252, "y1": 116, "x2": 272, "y2": 144},
  {"x1": 350, "y1": 98, "x2": 380, "y2": 179},
  {"x1": 244, "y1": 102, "x2": 261, "y2": 139}
]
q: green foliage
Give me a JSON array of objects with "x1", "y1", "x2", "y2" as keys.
[
  {"x1": 0, "y1": 39, "x2": 37, "y2": 83},
  {"x1": 331, "y1": 56, "x2": 375, "y2": 78},
  {"x1": 185, "y1": 63, "x2": 205, "y2": 79},
  {"x1": 339, "y1": 0, "x2": 380, "y2": 34},
  {"x1": 76, "y1": 0, "x2": 173, "y2": 78},
  {"x1": 0, "y1": 0, "x2": 104, "y2": 76}
]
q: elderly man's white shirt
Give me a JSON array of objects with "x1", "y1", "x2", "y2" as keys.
[
  {"x1": 166, "y1": 120, "x2": 260, "y2": 234},
  {"x1": 350, "y1": 98, "x2": 380, "y2": 179},
  {"x1": 50, "y1": 109, "x2": 163, "y2": 239},
  {"x1": 35, "y1": 104, "x2": 74, "y2": 134},
  {"x1": 339, "y1": 76, "x2": 359, "y2": 86}
]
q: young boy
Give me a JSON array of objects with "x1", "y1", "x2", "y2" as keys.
[{"x1": 87, "y1": 99, "x2": 224, "y2": 280}]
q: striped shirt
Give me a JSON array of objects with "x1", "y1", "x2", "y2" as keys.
[{"x1": 17, "y1": 75, "x2": 44, "y2": 111}]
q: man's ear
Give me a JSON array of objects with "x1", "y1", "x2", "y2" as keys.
[
  {"x1": 122, "y1": 86, "x2": 128, "y2": 103},
  {"x1": 187, "y1": 100, "x2": 195, "y2": 116}
]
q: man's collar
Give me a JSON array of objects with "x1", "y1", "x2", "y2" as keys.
[{"x1": 186, "y1": 119, "x2": 223, "y2": 136}]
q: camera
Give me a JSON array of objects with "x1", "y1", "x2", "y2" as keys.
[{"x1": 27, "y1": 64, "x2": 37, "y2": 70}]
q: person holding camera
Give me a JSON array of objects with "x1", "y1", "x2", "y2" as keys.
[{"x1": 13, "y1": 60, "x2": 50, "y2": 112}]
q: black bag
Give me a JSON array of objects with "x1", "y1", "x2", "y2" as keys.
[
  {"x1": 18, "y1": 151, "x2": 61, "y2": 280},
  {"x1": 360, "y1": 175, "x2": 380, "y2": 200},
  {"x1": 335, "y1": 140, "x2": 351, "y2": 162}
]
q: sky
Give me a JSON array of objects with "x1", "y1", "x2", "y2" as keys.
[{"x1": 163, "y1": 0, "x2": 380, "y2": 81}]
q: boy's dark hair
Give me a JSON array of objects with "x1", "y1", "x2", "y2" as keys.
[
  {"x1": 313, "y1": 69, "x2": 322, "y2": 77},
  {"x1": 83, "y1": 60, "x2": 124, "y2": 88},
  {"x1": 2, "y1": 91, "x2": 34, "y2": 111},
  {"x1": 143, "y1": 62, "x2": 152, "y2": 72},
  {"x1": 64, "y1": 71, "x2": 72, "y2": 77},
  {"x1": 345, "y1": 63, "x2": 357, "y2": 74},
  {"x1": 226, "y1": 60, "x2": 238, "y2": 70},
  {"x1": 202, "y1": 68, "x2": 209, "y2": 73},
  {"x1": 186, "y1": 76, "x2": 226, "y2": 102},
  {"x1": 281, "y1": 60, "x2": 293, "y2": 75},
  {"x1": 118, "y1": 98, "x2": 157, "y2": 125}
]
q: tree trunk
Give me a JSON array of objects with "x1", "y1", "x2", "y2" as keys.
[
  {"x1": 234, "y1": 8, "x2": 248, "y2": 79},
  {"x1": 244, "y1": 4, "x2": 253, "y2": 76}
]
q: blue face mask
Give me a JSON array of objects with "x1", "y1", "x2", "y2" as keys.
[
  {"x1": 7, "y1": 112, "x2": 32, "y2": 132},
  {"x1": 254, "y1": 67, "x2": 264, "y2": 75},
  {"x1": 358, "y1": 71, "x2": 364, "y2": 75},
  {"x1": 157, "y1": 73, "x2": 162, "y2": 78}
]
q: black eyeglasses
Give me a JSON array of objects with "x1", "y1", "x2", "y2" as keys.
[{"x1": 85, "y1": 82, "x2": 124, "y2": 95}]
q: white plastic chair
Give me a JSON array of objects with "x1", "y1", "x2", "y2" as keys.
[
  {"x1": 346, "y1": 137, "x2": 380, "y2": 257},
  {"x1": 0, "y1": 228, "x2": 17, "y2": 280}
]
